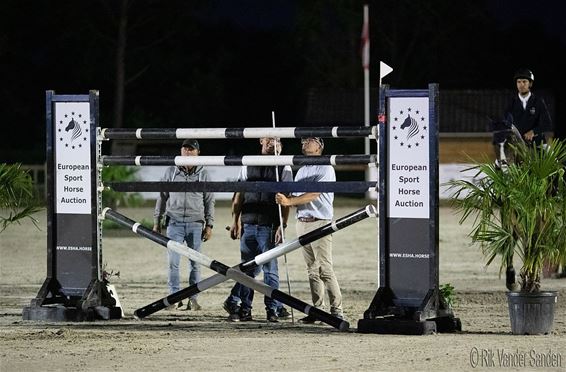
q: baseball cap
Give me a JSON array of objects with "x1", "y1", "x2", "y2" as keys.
[
  {"x1": 301, "y1": 137, "x2": 324, "y2": 148},
  {"x1": 182, "y1": 139, "x2": 200, "y2": 150}
]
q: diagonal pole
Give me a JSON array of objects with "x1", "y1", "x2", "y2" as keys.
[
  {"x1": 102, "y1": 206, "x2": 376, "y2": 325},
  {"x1": 271, "y1": 110, "x2": 295, "y2": 323}
]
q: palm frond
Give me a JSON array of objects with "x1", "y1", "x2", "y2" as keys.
[
  {"x1": 0, "y1": 163, "x2": 44, "y2": 233},
  {"x1": 444, "y1": 140, "x2": 566, "y2": 291}
]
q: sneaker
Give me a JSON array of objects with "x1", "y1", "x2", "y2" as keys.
[
  {"x1": 266, "y1": 309, "x2": 279, "y2": 323},
  {"x1": 189, "y1": 298, "x2": 201, "y2": 311},
  {"x1": 277, "y1": 307, "x2": 291, "y2": 319},
  {"x1": 299, "y1": 314, "x2": 317, "y2": 324},
  {"x1": 239, "y1": 308, "x2": 253, "y2": 321}
]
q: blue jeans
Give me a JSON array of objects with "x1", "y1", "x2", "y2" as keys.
[
  {"x1": 167, "y1": 220, "x2": 203, "y2": 299},
  {"x1": 226, "y1": 224, "x2": 280, "y2": 312}
]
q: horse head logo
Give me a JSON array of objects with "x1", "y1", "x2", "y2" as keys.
[
  {"x1": 65, "y1": 118, "x2": 83, "y2": 142},
  {"x1": 400, "y1": 114, "x2": 419, "y2": 140}
]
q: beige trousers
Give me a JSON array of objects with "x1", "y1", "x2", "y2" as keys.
[{"x1": 296, "y1": 219, "x2": 343, "y2": 314}]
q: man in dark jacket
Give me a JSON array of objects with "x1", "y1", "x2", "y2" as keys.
[
  {"x1": 505, "y1": 68, "x2": 553, "y2": 146},
  {"x1": 223, "y1": 137, "x2": 292, "y2": 322}
]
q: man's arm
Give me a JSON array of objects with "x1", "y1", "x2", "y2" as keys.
[
  {"x1": 202, "y1": 190, "x2": 215, "y2": 241},
  {"x1": 276, "y1": 192, "x2": 320, "y2": 207},
  {"x1": 202, "y1": 170, "x2": 215, "y2": 226},
  {"x1": 152, "y1": 196, "x2": 164, "y2": 233},
  {"x1": 230, "y1": 192, "x2": 244, "y2": 239},
  {"x1": 153, "y1": 168, "x2": 172, "y2": 232}
]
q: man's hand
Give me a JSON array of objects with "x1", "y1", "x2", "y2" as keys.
[
  {"x1": 201, "y1": 226, "x2": 213, "y2": 242},
  {"x1": 275, "y1": 193, "x2": 291, "y2": 206},
  {"x1": 274, "y1": 225, "x2": 285, "y2": 244},
  {"x1": 523, "y1": 130, "x2": 536, "y2": 142},
  {"x1": 152, "y1": 224, "x2": 161, "y2": 234},
  {"x1": 229, "y1": 222, "x2": 241, "y2": 240}
]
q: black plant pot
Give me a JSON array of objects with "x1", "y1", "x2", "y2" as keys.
[{"x1": 506, "y1": 291, "x2": 557, "y2": 335}]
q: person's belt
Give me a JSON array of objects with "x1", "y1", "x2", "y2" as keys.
[{"x1": 298, "y1": 216, "x2": 321, "y2": 222}]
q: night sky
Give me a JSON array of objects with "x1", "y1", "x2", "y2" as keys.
[{"x1": 1, "y1": 0, "x2": 565, "y2": 163}]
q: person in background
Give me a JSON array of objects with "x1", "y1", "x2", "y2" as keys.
[
  {"x1": 504, "y1": 68, "x2": 553, "y2": 145},
  {"x1": 502, "y1": 69, "x2": 554, "y2": 289},
  {"x1": 153, "y1": 139, "x2": 215, "y2": 310}
]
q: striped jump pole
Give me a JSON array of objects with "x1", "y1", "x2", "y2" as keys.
[
  {"x1": 101, "y1": 154, "x2": 377, "y2": 167},
  {"x1": 102, "y1": 205, "x2": 377, "y2": 331},
  {"x1": 100, "y1": 126, "x2": 377, "y2": 140}
]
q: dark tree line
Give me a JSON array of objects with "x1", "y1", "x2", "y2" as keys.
[{"x1": 1, "y1": 0, "x2": 564, "y2": 163}]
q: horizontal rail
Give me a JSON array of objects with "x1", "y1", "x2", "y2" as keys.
[
  {"x1": 100, "y1": 126, "x2": 377, "y2": 140},
  {"x1": 107, "y1": 181, "x2": 378, "y2": 193},
  {"x1": 101, "y1": 154, "x2": 377, "y2": 166}
]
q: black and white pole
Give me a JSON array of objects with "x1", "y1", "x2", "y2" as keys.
[
  {"x1": 101, "y1": 126, "x2": 377, "y2": 140},
  {"x1": 102, "y1": 206, "x2": 376, "y2": 330},
  {"x1": 102, "y1": 154, "x2": 377, "y2": 167}
]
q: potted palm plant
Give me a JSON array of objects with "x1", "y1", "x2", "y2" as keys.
[{"x1": 446, "y1": 140, "x2": 566, "y2": 334}]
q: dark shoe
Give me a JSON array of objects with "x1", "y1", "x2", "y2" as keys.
[
  {"x1": 277, "y1": 307, "x2": 291, "y2": 319},
  {"x1": 223, "y1": 300, "x2": 235, "y2": 315},
  {"x1": 266, "y1": 309, "x2": 279, "y2": 323},
  {"x1": 299, "y1": 314, "x2": 317, "y2": 324},
  {"x1": 228, "y1": 312, "x2": 240, "y2": 322},
  {"x1": 223, "y1": 300, "x2": 240, "y2": 321},
  {"x1": 239, "y1": 308, "x2": 253, "y2": 321}
]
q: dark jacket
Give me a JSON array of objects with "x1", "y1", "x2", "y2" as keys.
[{"x1": 505, "y1": 93, "x2": 553, "y2": 144}]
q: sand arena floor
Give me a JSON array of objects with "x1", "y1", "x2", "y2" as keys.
[{"x1": 1, "y1": 203, "x2": 565, "y2": 371}]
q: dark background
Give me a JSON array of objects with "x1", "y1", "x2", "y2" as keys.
[{"x1": 1, "y1": 0, "x2": 565, "y2": 163}]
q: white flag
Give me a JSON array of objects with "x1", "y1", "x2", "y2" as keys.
[{"x1": 380, "y1": 61, "x2": 393, "y2": 80}]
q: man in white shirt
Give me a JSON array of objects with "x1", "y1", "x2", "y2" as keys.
[{"x1": 275, "y1": 137, "x2": 343, "y2": 322}]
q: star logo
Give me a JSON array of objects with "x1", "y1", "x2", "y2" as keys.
[{"x1": 57, "y1": 112, "x2": 89, "y2": 149}]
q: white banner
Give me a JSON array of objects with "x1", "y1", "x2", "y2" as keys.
[
  {"x1": 387, "y1": 97, "x2": 430, "y2": 218},
  {"x1": 54, "y1": 102, "x2": 91, "y2": 214}
]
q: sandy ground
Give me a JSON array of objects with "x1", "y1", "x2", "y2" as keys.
[{"x1": 1, "y1": 203, "x2": 565, "y2": 371}]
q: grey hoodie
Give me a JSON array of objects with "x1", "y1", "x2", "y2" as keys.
[{"x1": 153, "y1": 165, "x2": 215, "y2": 227}]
